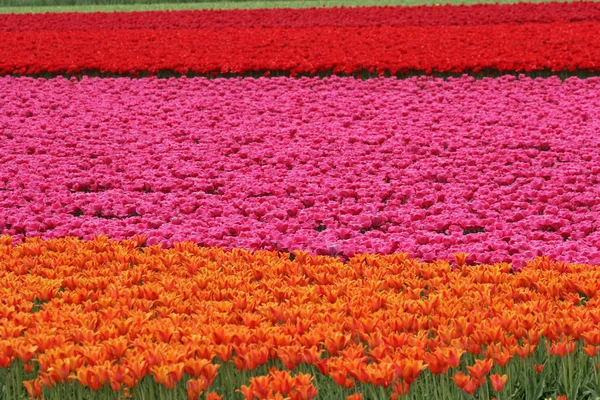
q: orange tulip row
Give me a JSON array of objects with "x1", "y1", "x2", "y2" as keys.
[{"x1": 0, "y1": 235, "x2": 599, "y2": 399}]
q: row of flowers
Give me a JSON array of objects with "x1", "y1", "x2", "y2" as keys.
[
  {"x1": 1, "y1": 75, "x2": 599, "y2": 265},
  {"x1": 0, "y1": 236, "x2": 599, "y2": 399},
  {"x1": 1, "y1": 2, "x2": 599, "y2": 31},
  {"x1": 1, "y1": 21, "x2": 599, "y2": 75}
]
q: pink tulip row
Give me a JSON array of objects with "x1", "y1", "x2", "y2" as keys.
[{"x1": 1, "y1": 75, "x2": 599, "y2": 266}]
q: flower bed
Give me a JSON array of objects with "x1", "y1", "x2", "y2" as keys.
[
  {"x1": 2, "y1": 2, "x2": 600, "y2": 399},
  {"x1": 1, "y1": 17, "x2": 599, "y2": 75},
  {"x1": 1, "y1": 236, "x2": 600, "y2": 399},
  {"x1": 1, "y1": 1, "x2": 599, "y2": 31},
  {"x1": 1, "y1": 75, "x2": 599, "y2": 265}
]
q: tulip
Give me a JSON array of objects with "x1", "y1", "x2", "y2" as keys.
[
  {"x1": 490, "y1": 373, "x2": 508, "y2": 392},
  {"x1": 452, "y1": 372, "x2": 471, "y2": 390},
  {"x1": 187, "y1": 376, "x2": 210, "y2": 400},
  {"x1": 238, "y1": 384, "x2": 255, "y2": 400},
  {"x1": 23, "y1": 378, "x2": 43, "y2": 399},
  {"x1": 547, "y1": 340, "x2": 576, "y2": 357},
  {"x1": 150, "y1": 363, "x2": 185, "y2": 390},
  {"x1": 582, "y1": 344, "x2": 598, "y2": 358},
  {"x1": 330, "y1": 370, "x2": 355, "y2": 389},
  {"x1": 391, "y1": 380, "x2": 411, "y2": 398},
  {"x1": 534, "y1": 364, "x2": 545, "y2": 374},
  {"x1": 393, "y1": 359, "x2": 427, "y2": 385},
  {"x1": 347, "y1": 394, "x2": 363, "y2": 400}
]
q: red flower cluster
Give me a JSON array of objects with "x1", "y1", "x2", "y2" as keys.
[
  {"x1": 1, "y1": 21, "x2": 599, "y2": 75},
  {"x1": 1, "y1": 2, "x2": 599, "y2": 31}
]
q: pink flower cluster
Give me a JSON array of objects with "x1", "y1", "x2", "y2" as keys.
[{"x1": 1, "y1": 75, "x2": 599, "y2": 266}]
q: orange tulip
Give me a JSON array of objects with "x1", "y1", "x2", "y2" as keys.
[
  {"x1": 462, "y1": 379, "x2": 479, "y2": 395},
  {"x1": 246, "y1": 375, "x2": 271, "y2": 399},
  {"x1": 104, "y1": 336, "x2": 129, "y2": 359},
  {"x1": 277, "y1": 345, "x2": 304, "y2": 370},
  {"x1": 583, "y1": 344, "x2": 598, "y2": 358},
  {"x1": 490, "y1": 373, "x2": 508, "y2": 392},
  {"x1": 150, "y1": 363, "x2": 185, "y2": 390},
  {"x1": 238, "y1": 384, "x2": 255, "y2": 400},
  {"x1": 466, "y1": 358, "x2": 494, "y2": 380},
  {"x1": 125, "y1": 358, "x2": 148, "y2": 382},
  {"x1": 46, "y1": 357, "x2": 78, "y2": 385},
  {"x1": 203, "y1": 362, "x2": 220, "y2": 386},
  {"x1": 324, "y1": 333, "x2": 351, "y2": 356},
  {"x1": 347, "y1": 394, "x2": 363, "y2": 400},
  {"x1": 527, "y1": 330, "x2": 541, "y2": 346},
  {"x1": 303, "y1": 346, "x2": 322, "y2": 365},
  {"x1": 269, "y1": 369, "x2": 295, "y2": 395},
  {"x1": 108, "y1": 363, "x2": 136, "y2": 391},
  {"x1": 314, "y1": 358, "x2": 329, "y2": 376},
  {"x1": 14, "y1": 344, "x2": 38, "y2": 363},
  {"x1": 494, "y1": 350, "x2": 513, "y2": 367},
  {"x1": 293, "y1": 372, "x2": 318, "y2": 399},
  {"x1": 330, "y1": 370, "x2": 355, "y2": 389},
  {"x1": 0, "y1": 352, "x2": 12, "y2": 369},
  {"x1": 534, "y1": 364, "x2": 544, "y2": 373},
  {"x1": 547, "y1": 339, "x2": 576, "y2": 357},
  {"x1": 23, "y1": 378, "x2": 43, "y2": 399},
  {"x1": 453, "y1": 253, "x2": 469, "y2": 267},
  {"x1": 467, "y1": 342, "x2": 482, "y2": 356},
  {"x1": 515, "y1": 343, "x2": 536, "y2": 358},
  {"x1": 184, "y1": 358, "x2": 218, "y2": 380},
  {"x1": 187, "y1": 376, "x2": 210, "y2": 400},
  {"x1": 445, "y1": 347, "x2": 465, "y2": 369},
  {"x1": 391, "y1": 380, "x2": 411, "y2": 399},
  {"x1": 424, "y1": 353, "x2": 448, "y2": 375},
  {"x1": 346, "y1": 362, "x2": 369, "y2": 385},
  {"x1": 76, "y1": 365, "x2": 108, "y2": 391},
  {"x1": 452, "y1": 372, "x2": 471, "y2": 390},
  {"x1": 213, "y1": 344, "x2": 233, "y2": 362},
  {"x1": 582, "y1": 329, "x2": 600, "y2": 346},
  {"x1": 393, "y1": 359, "x2": 427, "y2": 385},
  {"x1": 376, "y1": 363, "x2": 397, "y2": 388}
]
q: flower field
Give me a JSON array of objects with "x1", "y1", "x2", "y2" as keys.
[
  {"x1": 2, "y1": 75, "x2": 600, "y2": 266},
  {"x1": 1, "y1": 0, "x2": 600, "y2": 399},
  {"x1": 2, "y1": 2, "x2": 600, "y2": 75},
  {"x1": 1, "y1": 2, "x2": 599, "y2": 30},
  {"x1": 3, "y1": 237, "x2": 600, "y2": 400},
  {"x1": 2, "y1": 23, "x2": 600, "y2": 75}
]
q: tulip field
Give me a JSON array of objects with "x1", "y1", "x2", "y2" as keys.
[
  {"x1": 1, "y1": 1, "x2": 600, "y2": 399},
  {"x1": 2, "y1": 2, "x2": 600, "y2": 75}
]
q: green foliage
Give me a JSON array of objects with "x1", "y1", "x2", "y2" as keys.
[{"x1": 4, "y1": 68, "x2": 600, "y2": 81}]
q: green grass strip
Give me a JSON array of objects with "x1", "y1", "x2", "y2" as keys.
[{"x1": 0, "y1": 0, "x2": 586, "y2": 14}]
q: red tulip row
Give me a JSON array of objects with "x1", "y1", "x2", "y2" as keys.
[
  {"x1": 1, "y1": 1, "x2": 599, "y2": 31},
  {"x1": 1, "y1": 21, "x2": 599, "y2": 76}
]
